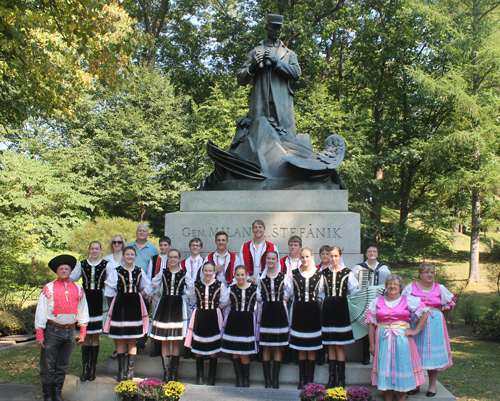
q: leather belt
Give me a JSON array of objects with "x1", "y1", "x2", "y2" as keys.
[{"x1": 48, "y1": 320, "x2": 76, "y2": 329}]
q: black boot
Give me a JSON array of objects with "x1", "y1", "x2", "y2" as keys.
[
  {"x1": 338, "y1": 361, "x2": 346, "y2": 388},
  {"x1": 150, "y1": 340, "x2": 162, "y2": 357},
  {"x1": 126, "y1": 354, "x2": 135, "y2": 380},
  {"x1": 170, "y1": 356, "x2": 180, "y2": 382},
  {"x1": 362, "y1": 336, "x2": 370, "y2": 365},
  {"x1": 307, "y1": 360, "x2": 316, "y2": 384},
  {"x1": 80, "y1": 345, "x2": 90, "y2": 381},
  {"x1": 162, "y1": 356, "x2": 171, "y2": 383},
  {"x1": 42, "y1": 383, "x2": 54, "y2": 401},
  {"x1": 207, "y1": 357, "x2": 218, "y2": 386},
  {"x1": 196, "y1": 357, "x2": 204, "y2": 385},
  {"x1": 298, "y1": 360, "x2": 307, "y2": 389},
  {"x1": 257, "y1": 346, "x2": 263, "y2": 363},
  {"x1": 117, "y1": 353, "x2": 126, "y2": 382},
  {"x1": 316, "y1": 346, "x2": 325, "y2": 366},
  {"x1": 272, "y1": 360, "x2": 281, "y2": 389},
  {"x1": 53, "y1": 383, "x2": 63, "y2": 401},
  {"x1": 262, "y1": 361, "x2": 272, "y2": 388},
  {"x1": 326, "y1": 360, "x2": 337, "y2": 388},
  {"x1": 282, "y1": 345, "x2": 291, "y2": 365},
  {"x1": 242, "y1": 363, "x2": 250, "y2": 387},
  {"x1": 88, "y1": 346, "x2": 99, "y2": 381},
  {"x1": 232, "y1": 359, "x2": 244, "y2": 387},
  {"x1": 184, "y1": 346, "x2": 192, "y2": 360}
]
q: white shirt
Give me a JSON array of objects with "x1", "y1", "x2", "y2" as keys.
[
  {"x1": 202, "y1": 250, "x2": 242, "y2": 286},
  {"x1": 104, "y1": 266, "x2": 151, "y2": 297},
  {"x1": 239, "y1": 241, "x2": 280, "y2": 279},
  {"x1": 147, "y1": 254, "x2": 169, "y2": 280},
  {"x1": 184, "y1": 255, "x2": 204, "y2": 280},
  {"x1": 104, "y1": 253, "x2": 123, "y2": 270},
  {"x1": 282, "y1": 256, "x2": 301, "y2": 279}
]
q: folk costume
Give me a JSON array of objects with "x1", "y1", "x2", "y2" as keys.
[
  {"x1": 203, "y1": 251, "x2": 239, "y2": 286},
  {"x1": 70, "y1": 258, "x2": 109, "y2": 382},
  {"x1": 352, "y1": 259, "x2": 391, "y2": 364},
  {"x1": 185, "y1": 279, "x2": 228, "y2": 385},
  {"x1": 35, "y1": 255, "x2": 89, "y2": 401},
  {"x1": 366, "y1": 295, "x2": 426, "y2": 392},
  {"x1": 239, "y1": 240, "x2": 279, "y2": 279},
  {"x1": 402, "y1": 283, "x2": 455, "y2": 371},
  {"x1": 280, "y1": 255, "x2": 301, "y2": 277},
  {"x1": 257, "y1": 270, "x2": 289, "y2": 389}
]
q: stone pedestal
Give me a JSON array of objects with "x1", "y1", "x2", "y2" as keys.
[{"x1": 165, "y1": 190, "x2": 362, "y2": 267}]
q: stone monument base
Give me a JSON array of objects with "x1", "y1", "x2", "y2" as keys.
[{"x1": 165, "y1": 189, "x2": 362, "y2": 267}]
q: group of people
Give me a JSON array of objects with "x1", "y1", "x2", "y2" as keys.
[{"x1": 34, "y1": 221, "x2": 455, "y2": 401}]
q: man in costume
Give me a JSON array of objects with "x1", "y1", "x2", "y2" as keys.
[
  {"x1": 237, "y1": 14, "x2": 301, "y2": 137},
  {"x1": 35, "y1": 255, "x2": 89, "y2": 401}
]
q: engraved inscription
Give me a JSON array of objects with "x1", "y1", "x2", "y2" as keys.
[{"x1": 181, "y1": 226, "x2": 342, "y2": 239}]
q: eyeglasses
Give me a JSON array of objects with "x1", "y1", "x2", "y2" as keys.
[
  {"x1": 112, "y1": 241, "x2": 123, "y2": 245},
  {"x1": 387, "y1": 283, "x2": 401, "y2": 288}
]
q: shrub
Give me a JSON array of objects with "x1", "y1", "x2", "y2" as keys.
[
  {"x1": 477, "y1": 300, "x2": 500, "y2": 341},
  {"x1": 0, "y1": 303, "x2": 37, "y2": 336},
  {"x1": 459, "y1": 293, "x2": 480, "y2": 331}
]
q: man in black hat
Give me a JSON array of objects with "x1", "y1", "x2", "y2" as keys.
[
  {"x1": 35, "y1": 255, "x2": 89, "y2": 401},
  {"x1": 237, "y1": 14, "x2": 301, "y2": 137}
]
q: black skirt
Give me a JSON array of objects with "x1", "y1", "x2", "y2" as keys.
[
  {"x1": 150, "y1": 295, "x2": 187, "y2": 341},
  {"x1": 321, "y1": 296, "x2": 355, "y2": 345},
  {"x1": 222, "y1": 310, "x2": 256, "y2": 355},
  {"x1": 290, "y1": 300, "x2": 322, "y2": 351},
  {"x1": 191, "y1": 308, "x2": 222, "y2": 355},
  {"x1": 85, "y1": 289, "x2": 104, "y2": 334},
  {"x1": 105, "y1": 293, "x2": 147, "y2": 339},
  {"x1": 259, "y1": 301, "x2": 289, "y2": 346}
]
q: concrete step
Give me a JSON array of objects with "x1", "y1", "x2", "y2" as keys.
[{"x1": 106, "y1": 355, "x2": 372, "y2": 385}]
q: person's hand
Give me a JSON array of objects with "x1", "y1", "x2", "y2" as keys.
[
  {"x1": 250, "y1": 51, "x2": 265, "y2": 72},
  {"x1": 405, "y1": 328, "x2": 418, "y2": 337},
  {"x1": 77, "y1": 335, "x2": 85, "y2": 345},
  {"x1": 265, "y1": 49, "x2": 278, "y2": 67},
  {"x1": 247, "y1": 277, "x2": 256, "y2": 284},
  {"x1": 369, "y1": 343, "x2": 375, "y2": 356},
  {"x1": 215, "y1": 264, "x2": 224, "y2": 273},
  {"x1": 37, "y1": 340, "x2": 45, "y2": 349}
]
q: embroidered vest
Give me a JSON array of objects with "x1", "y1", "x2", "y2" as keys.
[
  {"x1": 194, "y1": 280, "x2": 223, "y2": 310},
  {"x1": 80, "y1": 259, "x2": 108, "y2": 290},
  {"x1": 242, "y1": 241, "x2": 275, "y2": 275},
  {"x1": 207, "y1": 252, "x2": 237, "y2": 284}
]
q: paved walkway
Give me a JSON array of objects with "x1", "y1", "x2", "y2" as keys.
[{"x1": 0, "y1": 383, "x2": 40, "y2": 401}]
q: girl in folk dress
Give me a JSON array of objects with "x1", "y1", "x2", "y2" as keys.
[
  {"x1": 287, "y1": 248, "x2": 325, "y2": 389},
  {"x1": 185, "y1": 261, "x2": 228, "y2": 386},
  {"x1": 321, "y1": 246, "x2": 358, "y2": 389},
  {"x1": 221, "y1": 265, "x2": 258, "y2": 388},
  {"x1": 402, "y1": 263, "x2": 455, "y2": 397},
  {"x1": 70, "y1": 241, "x2": 109, "y2": 382},
  {"x1": 257, "y1": 251, "x2": 289, "y2": 389},
  {"x1": 104, "y1": 246, "x2": 150, "y2": 381},
  {"x1": 147, "y1": 249, "x2": 192, "y2": 383},
  {"x1": 367, "y1": 274, "x2": 429, "y2": 401}
]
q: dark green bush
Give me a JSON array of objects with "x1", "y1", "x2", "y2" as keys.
[
  {"x1": 477, "y1": 300, "x2": 500, "y2": 341},
  {"x1": 459, "y1": 293, "x2": 481, "y2": 331},
  {"x1": 0, "y1": 303, "x2": 37, "y2": 336}
]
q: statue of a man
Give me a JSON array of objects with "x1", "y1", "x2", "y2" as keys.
[{"x1": 237, "y1": 14, "x2": 301, "y2": 137}]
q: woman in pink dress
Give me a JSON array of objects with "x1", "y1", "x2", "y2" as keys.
[
  {"x1": 402, "y1": 263, "x2": 455, "y2": 397},
  {"x1": 367, "y1": 274, "x2": 429, "y2": 401}
]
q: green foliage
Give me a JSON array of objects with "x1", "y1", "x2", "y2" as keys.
[
  {"x1": 477, "y1": 300, "x2": 500, "y2": 341},
  {"x1": 459, "y1": 293, "x2": 481, "y2": 331},
  {"x1": 0, "y1": 304, "x2": 37, "y2": 336}
]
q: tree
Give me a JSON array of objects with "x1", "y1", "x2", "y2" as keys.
[{"x1": 0, "y1": 0, "x2": 143, "y2": 123}]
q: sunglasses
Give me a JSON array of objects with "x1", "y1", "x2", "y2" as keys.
[{"x1": 112, "y1": 241, "x2": 123, "y2": 245}]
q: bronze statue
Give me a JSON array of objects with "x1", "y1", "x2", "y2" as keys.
[{"x1": 203, "y1": 14, "x2": 346, "y2": 191}]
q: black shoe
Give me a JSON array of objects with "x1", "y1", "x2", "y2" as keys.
[
  {"x1": 306, "y1": 360, "x2": 316, "y2": 384},
  {"x1": 80, "y1": 345, "x2": 90, "y2": 382},
  {"x1": 272, "y1": 360, "x2": 281, "y2": 389},
  {"x1": 298, "y1": 360, "x2": 307, "y2": 389},
  {"x1": 53, "y1": 383, "x2": 64, "y2": 401},
  {"x1": 337, "y1": 361, "x2": 346, "y2": 388},
  {"x1": 426, "y1": 391, "x2": 436, "y2": 397},
  {"x1": 126, "y1": 354, "x2": 135, "y2": 381},
  {"x1": 42, "y1": 383, "x2": 54, "y2": 401},
  {"x1": 117, "y1": 353, "x2": 126, "y2": 382},
  {"x1": 196, "y1": 357, "x2": 204, "y2": 385},
  {"x1": 162, "y1": 356, "x2": 171, "y2": 383},
  {"x1": 207, "y1": 357, "x2": 217, "y2": 386},
  {"x1": 262, "y1": 361, "x2": 272, "y2": 388},
  {"x1": 170, "y1": 356, "x2": 180, "y2": 382},
  {"x1": 407, "y1": 387, "x2": 420, "y2": 395},
  {"x1": 326, "y1": 360, "x2": 337, "y2": 389},
  {"x1": 232, "y1": 359, "x2": 244, "y2": 387},
  {"x1": 242, "y1": 363, "x2": 250, "y2": 387},
  {"x1": 88, "y1": 346, "x2": 99, "y2": 381}
]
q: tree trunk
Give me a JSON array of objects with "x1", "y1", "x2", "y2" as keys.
[{"x1": 468, "y1": 164, "x2": 482, "y2": 283}]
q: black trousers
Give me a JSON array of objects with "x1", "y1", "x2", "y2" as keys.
[{"x1": 40, "y1": 322, "x2": 75, "y2": 387}]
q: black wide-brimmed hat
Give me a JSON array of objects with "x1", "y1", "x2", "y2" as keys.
[{"x1": 48, "y1": 255, "x2": 77, "y2": 273}]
